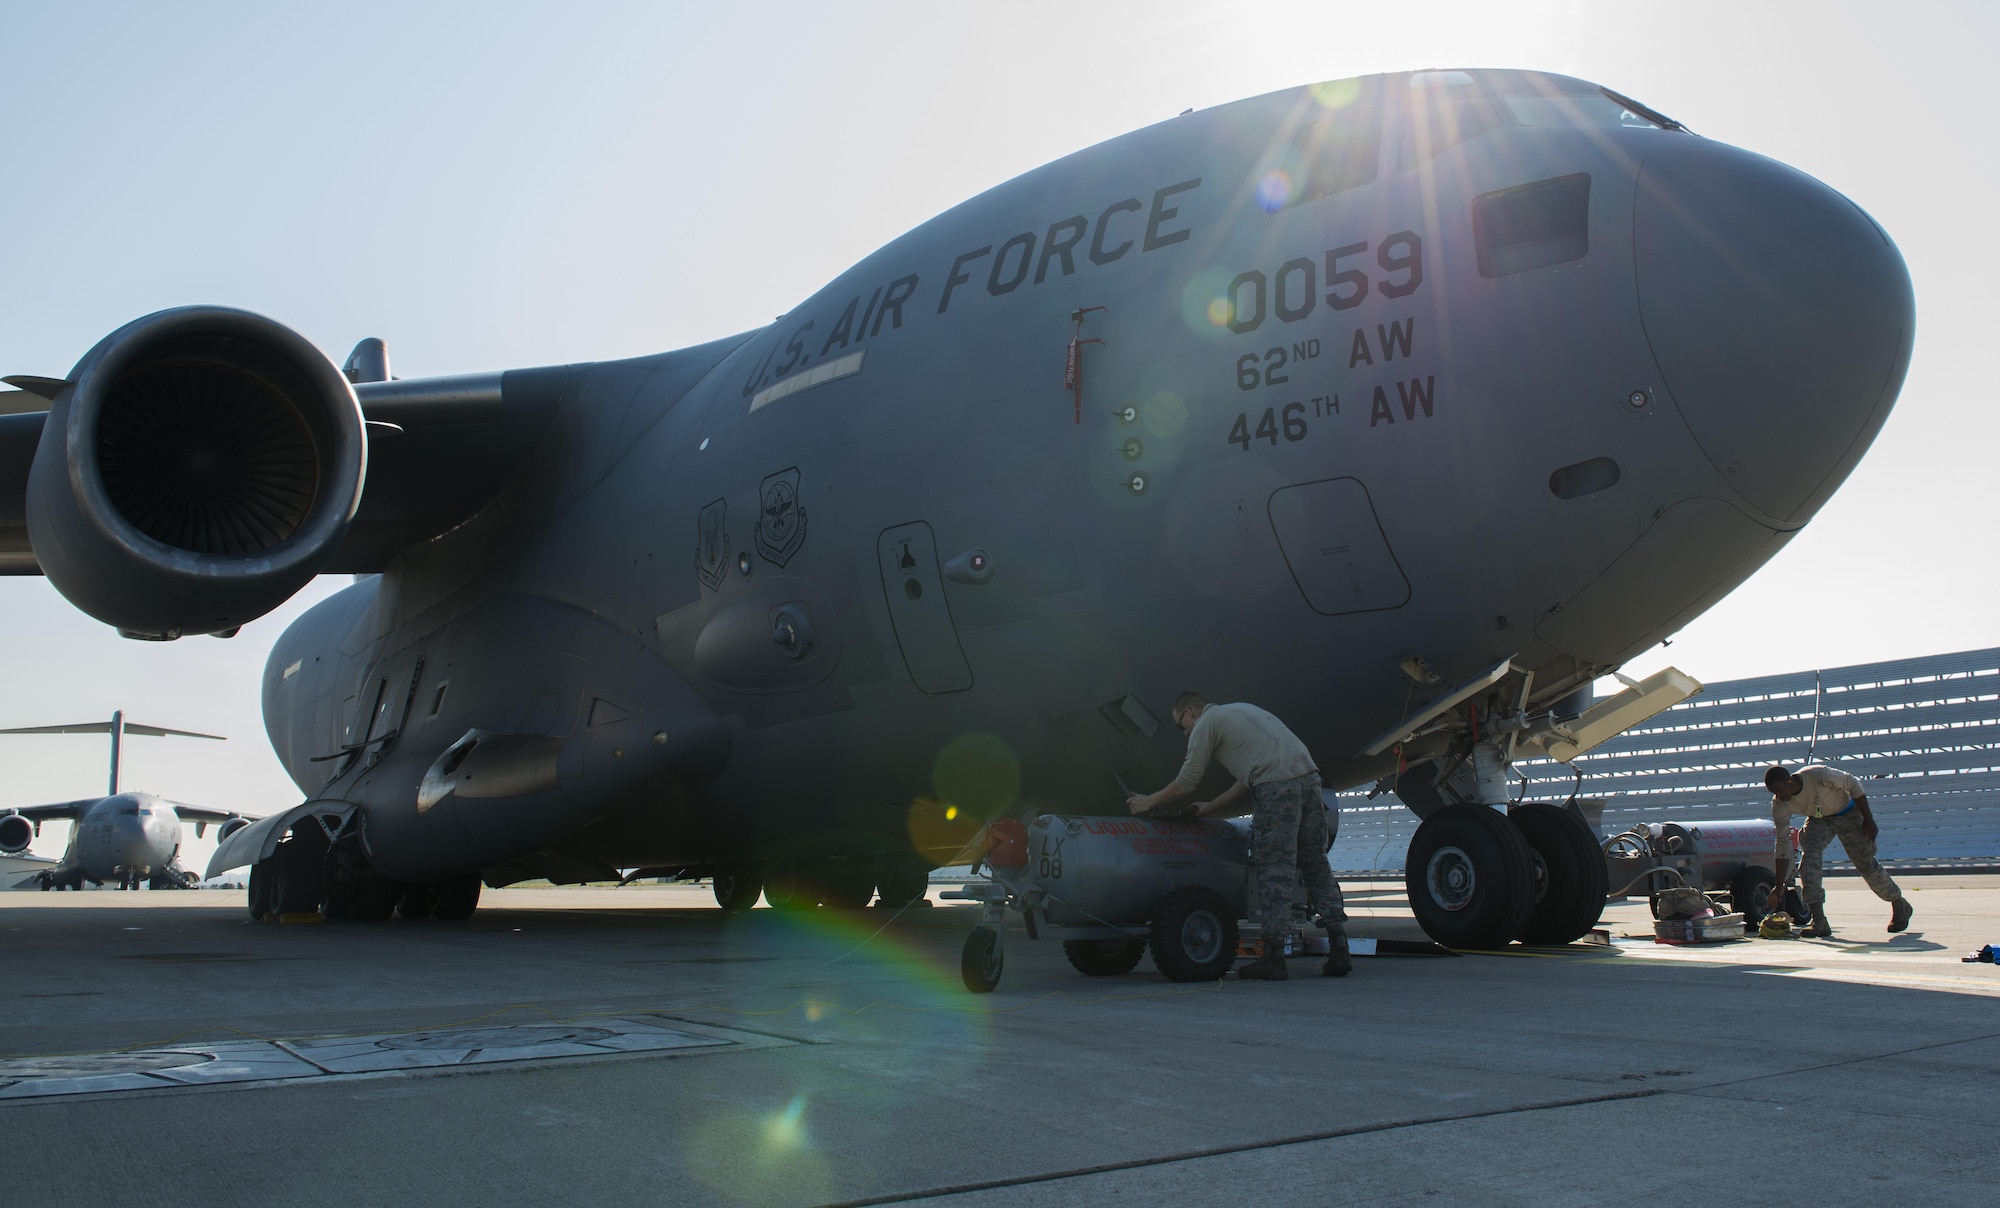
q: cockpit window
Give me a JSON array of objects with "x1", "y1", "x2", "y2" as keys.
[
  {"x1": 1265, "y1": 108, "x2": 1384, "y2": 210},
  {"x1": 1398, "y1": 92, "x2": 1505, "y2": 168},
  {"x1": 1501, "y1": 92, "x2": 1663, "y2": 129},
  {"x1": 119, "y1": 806, "x2": 141, "y2": 815}
]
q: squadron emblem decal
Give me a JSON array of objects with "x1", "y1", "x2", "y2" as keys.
[
  {"x1": 754, "y1": 468, "x2": 807, "y2": 567},
  {"x1": 696, "y1": 498, "x2": 729, "y2": 590}
]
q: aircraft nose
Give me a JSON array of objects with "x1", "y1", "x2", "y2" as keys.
[
  {"x1": 1633, "y1": 142, "x2": 1914, "y2": 524},
  {"x1": 116, "y1": 817, "x2": 151, "y2": 854}
]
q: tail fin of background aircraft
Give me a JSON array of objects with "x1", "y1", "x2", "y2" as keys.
[{"x1": 0, "y1": 711, "x2": 224, "y2": 794}]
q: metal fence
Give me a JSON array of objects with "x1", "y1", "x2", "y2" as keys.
[{"x1": 1328, "y1": 647, "x2": 2000, "y2": 874}]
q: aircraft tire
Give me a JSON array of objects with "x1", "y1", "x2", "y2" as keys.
[
  {"x1": 761, "y1": 863, "x2": 812, "y2": 910},
  {"x1": 1404, "y1": 805, "x2": 1535, "y2": 950},
  {"x1": 1149, "y1": 886, "x2": 1239, "y2": 982},
  {"x1": 815, "y1": 861, "x2": 874, "y2": 909},
  {"x1": 1731, "y1": 865, "x2": 1776, "y2": 924},
  {"x1": 320, "y1": 880, "x2": 353, "y2": 921},
  {"x1": 712, "y1": 864, "x2": 764, "y2": 912},
  {"x1": 351, "y1": 878, "x2": 399, "y2": 922},
  {"x1": 247, "y1": 860, "x2": 272, "y2": 922},
  {"x1": 876, "y1": 857, "x2": 931, "y2": 908},
  {"x1": 1509, "y1": 804, "x2": 1608, "y2": 945},
  {"x1": 961, "y1": 928, "x2": 1003, "y2": 993},
  {"x1": 271, "y1": 840, "x2": 323, "y2": 917},
  {"x1": 398, "y1": 883, "x2": 438, "y2": 919},
  {"x1": 432, "y1": 877, "x2": 481, "y2": 921},
  {"x1": 1063, "y1": 937, "x2": 1147, "y2": 976}
]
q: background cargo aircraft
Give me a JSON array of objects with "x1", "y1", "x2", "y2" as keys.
[
  {"x1": 0, "y1": 69, "x2": 1910, "y2": 946},
  {"x1": 0, "y1": 711, "x2": 247, "y2": 889}
]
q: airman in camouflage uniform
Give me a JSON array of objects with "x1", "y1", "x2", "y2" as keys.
[
  {"x1": 1127, "y1": 692, "x2": 1349, "y2": 980},
  {"x1": 1764, "y1": 763, "x2": 1912, "y2": 937}
]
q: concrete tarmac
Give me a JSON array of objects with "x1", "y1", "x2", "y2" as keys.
[{"x1": 4, "y1": 875, "x2": 1996, "y2": 1205}]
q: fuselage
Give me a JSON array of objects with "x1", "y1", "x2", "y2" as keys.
[{"x1": 261, "y1": 70, "x2": 1912, "y2": 882}]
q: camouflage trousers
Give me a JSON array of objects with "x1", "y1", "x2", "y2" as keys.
[
  {"x1": 1250, "y1": 772, "x2": 1346, "y2": 939},
  {"x1": 1800, "y1": 809, "x2": 1902, "y2": 905}
]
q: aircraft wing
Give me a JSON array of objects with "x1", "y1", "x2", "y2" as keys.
[
  {"x1": 166, "y1": 803, "x2": 250, "y2": 824},
  {"x1": 0, "y1": 798, "x2": 104, "y2": 822},
  {"x1": 3, "y1": 327, "x2": 752, "y2": 579},
  {"x1": 328, "y1": 370, "x2": 568, "y2": 570},
  {"x1": 0, "y1": 720, "x2": 225, "y2": 740},
  {"x1": 0, "y1": 369, "x2": 571, "y2": 576}
]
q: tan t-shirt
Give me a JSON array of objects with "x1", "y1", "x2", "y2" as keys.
[
  {"x1": 1771, "y1": 764, "x2": 1865, "y2": 864},
  {"x1": 1172, "y1": 702, "x2": 1317, "y2": 793}
]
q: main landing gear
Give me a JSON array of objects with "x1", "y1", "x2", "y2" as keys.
[
  {"x1": 711, "y1": 853, "x2": 936, "y2": 913},
  {"x1": 246, "y1": 825, "x2": 484, "y2": 924},
  {"x1": 1404, "y1": 803, "x2": 1606, "y2": 949}
]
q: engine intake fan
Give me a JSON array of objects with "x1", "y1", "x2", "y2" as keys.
[{"x1": 26, "y1": 307, "x2": 366, "y2": 637}]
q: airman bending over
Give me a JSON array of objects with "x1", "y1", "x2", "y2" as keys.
[
  {"x1": 1764, "y1": 763, "x2": 1911, "y2": 937},
  {"x1": 1127, "y1": 693, "x2": 1350, "y2": 980}
]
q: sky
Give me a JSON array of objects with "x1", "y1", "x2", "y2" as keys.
[{"x1": 2, "y1": 1, "x2": 1994, "y2": 869}]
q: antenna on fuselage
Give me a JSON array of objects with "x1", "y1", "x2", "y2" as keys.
[{"x1": 0, "y1": 711, "x2": 226, "y2": 795}]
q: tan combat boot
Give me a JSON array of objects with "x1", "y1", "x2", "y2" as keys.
[
  {"x1": 1322, "y1": 930, "x2": 1353, "y2": 977},
  {"x1": 1888, "y1": 898, "x2": 1913, "y2": 933}
]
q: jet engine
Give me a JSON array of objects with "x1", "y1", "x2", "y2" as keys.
[
  {"x1": 0, "y1": 812, "x2": 32, "y2": 854},
  {"x1": 215, "y1": 815, "x2": 252, "y2": 843},
  {"x1": 25, "y1": 307, "x2": 366, "y2": 638}
]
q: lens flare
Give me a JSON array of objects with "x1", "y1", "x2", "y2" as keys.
[
  {"x1": 1255, "y1": 169, "x2": 1292, "y2": 213},
  {"x1": 764, "y1": 1095, "x2": 808, "y2": 1148},
  {"x1": 1178, "y1": 268, "x2": 1239, "y2": 339},
  {"x1": 907, "y1": 795, "x2": 982, "y2": 863},
  {"x1": 684, "y1": 1100, "x2": 833, "y2": 1206},
  {"x1": 1310, "y1": 77, "x2": 1362, "y2": 109},
  {"x1": 1142, "y1": 392, "x2": 1187, "y2": 439},
  {"x1": 933, "y1": 732, "x2": 1019, "y2": 819}
]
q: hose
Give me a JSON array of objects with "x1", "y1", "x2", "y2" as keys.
[{"x1": 1607, "y1": 866, "x2": 1688, "y2": 897}]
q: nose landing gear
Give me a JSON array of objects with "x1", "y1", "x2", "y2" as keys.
[
  {"x1": 1403, "y1": 802, "x2": 1607, "y2": 950},
  {"x1": 1405, "y1": 806, "x2": 1535, "y2": 949},
  {"x1": 1509, "y1": 803, "x2": 1609, "y2": 945}
]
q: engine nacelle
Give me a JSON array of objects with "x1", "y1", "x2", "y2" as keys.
[
  {"x1": 26, "y1": 307, "x2": 366, "y2": 637},
  {"x1": 0, "y1": 812, "x2": 33, "y2": 854},
  {"x1": 215, "y1": 815, "x2": 252, "y2": 843}
]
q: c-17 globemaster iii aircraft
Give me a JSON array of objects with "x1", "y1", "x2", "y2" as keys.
[
  {"x1": 0, "y1": 712, "x2": 248, "y2": 890},
  {"x1": 0, "y1": 70, "x2": 1910, "y2": 945}
]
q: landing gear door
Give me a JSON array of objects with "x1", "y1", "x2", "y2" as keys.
[{"x1": 877, "y1": 522, "x2": 973, "y2": 694}]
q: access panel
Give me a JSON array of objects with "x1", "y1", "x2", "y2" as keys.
[
  {"x1": 877, "y1": 522, "x2": 972, "y2": 694},
  {"x1": 1267, "y1": 477, "x2": 1411, "y2": 616}
]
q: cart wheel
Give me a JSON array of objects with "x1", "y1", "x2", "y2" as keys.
[
  {"x1": 1730, "y1": 865, "x2": 1776, "y2": 924},
  {"x1": 961, "y1": 928, "x2": 1004, "y2": 993},
  {"x1": 1150, "y1": 887, "x2": 1239, "y2": 982}
]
